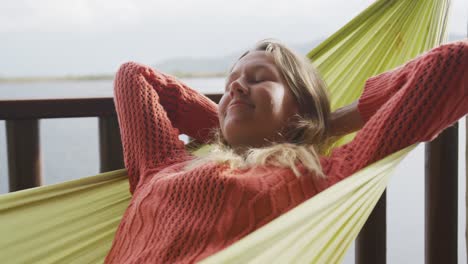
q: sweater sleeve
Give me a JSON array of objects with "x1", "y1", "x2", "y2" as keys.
[
  {"x1": 113, "y1": 62, "x2": 218, "y2": 194},
  {"x1": 325, "y1": 40, "x2": 467, "y2": 183},
  {"x1": 144, "y1": 66, "x2": 220, "y2": 143}
]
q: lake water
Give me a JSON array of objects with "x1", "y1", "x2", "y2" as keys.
[{"x1": 0, "y1": 79, "x2": 466, "y2": 263}]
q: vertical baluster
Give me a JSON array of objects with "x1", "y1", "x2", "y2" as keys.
[
  {"x1": 425, "y1": 124, "x2": 458, "y2": 264},
  {"x1": 98, "y1": 116, "x2": 124, "y2": 172},
  {"x1": 356, "y1": 191, "x2": 387, "y2": 264},
  {"x1": 6, "y1": 119, "x2": 41, "y2": 192}
]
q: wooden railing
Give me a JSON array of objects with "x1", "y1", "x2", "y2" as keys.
[
  {"x1": 0, "y1": 97, "x2": 121, "y2": 190},
  {"x1": 0, "y1": 96, "x2": 460, "y2": 264}
]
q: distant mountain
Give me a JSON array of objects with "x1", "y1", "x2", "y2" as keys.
[
  {"x1": 154, "y1": 54, "x2": 237, "y2": 75},
  {"x1": 153, "y1": 38, "x2": 326, "y2": 75},
  {"x1": 154, "y1": 33, "x2": 465, "y2": 76},
  {"x1": 290, "y1": 38, "x2": 327, "y2": 56},
  {"x1": 449, "y1": 33, "x2": 466, "y2": 42}
]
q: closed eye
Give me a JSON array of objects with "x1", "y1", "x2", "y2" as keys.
[{"x1": 252, "y1": 75, "x2": 268, "y2": 83}]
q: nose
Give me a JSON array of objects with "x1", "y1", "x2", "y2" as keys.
[{"x1": 229, "y1": 78, "x2": 249, "y2": 97}]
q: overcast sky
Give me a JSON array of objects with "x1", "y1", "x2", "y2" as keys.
[{"x1": 1, "y1": 0, "x2": 466, "y2": 77}]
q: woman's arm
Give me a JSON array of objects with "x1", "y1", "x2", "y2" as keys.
[
  {"x1": 145, "y1": 69, "x2": 219, "y2": 143},
  {"x1": 324, "y1": 40, "x2": 467, "y2": 184},
  {"x1": 114, "y1": 62, "x2": 218, "y2": 194},
  {"x1": 329, "y1": 100, "x2": 364, "y2": 137}
]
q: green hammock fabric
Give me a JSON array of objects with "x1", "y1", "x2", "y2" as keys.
[
  {"x1": 0, "y1": 0, "x2": 451, "y2": 263},
  {"x1": 0, "y1": 169, "x2": 130, "y2": 263}
]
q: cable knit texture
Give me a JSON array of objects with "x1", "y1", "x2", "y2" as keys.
[{"x1": 105, "y1": 41, "x2": 467, "y2": 263}]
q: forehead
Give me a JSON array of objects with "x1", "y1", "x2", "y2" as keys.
[{"x1": 230, "y1": 51, "x2": 277, "y2": 74}]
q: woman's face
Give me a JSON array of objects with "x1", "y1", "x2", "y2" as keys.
[{"x1": 218, "y1": 51, "x2": 299, "y2": 149}]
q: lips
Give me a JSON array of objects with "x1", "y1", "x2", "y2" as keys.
[{"x1": 228, "y1": 99, "x2": 255, "y2": 109}]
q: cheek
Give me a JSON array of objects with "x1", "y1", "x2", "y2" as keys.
[
  {"x1": 218, "y1": 95, "x2": 229, "y2": 115},
  {"x1": 257, "y1": 87, "x2": 286, "y2": 114},
  {"x1": 217, "y1": 95, "x2": 230, "y2": 121},
  {"x1": 256, "y1": 86, "x2": 299, "y2": 121}
]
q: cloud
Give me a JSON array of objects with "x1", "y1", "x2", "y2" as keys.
[
  {"x1": 0, "y1": 0, "x2": 465, "y2": 76},
  {"x1": 1, "y1": 0, "x2": 465, "y2": 34},
  {"x1": 0, "y1": 0, "x2": 381, "y2": 32},
  {"x1": 0, "y1": 0, "x2": 142, "y2": 32}
]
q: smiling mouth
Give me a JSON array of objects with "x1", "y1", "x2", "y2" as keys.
[{"x1": 228, "y1": 102, "x2": 254, "y2": 110}]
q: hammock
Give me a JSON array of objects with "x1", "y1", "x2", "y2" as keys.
[{"x1": 0, "y1": 0, "x2": 452, "y2": 263}]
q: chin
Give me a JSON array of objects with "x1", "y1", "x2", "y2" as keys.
[{"x1": 222, "y1": 127, "x2": 252, "y2": 147}]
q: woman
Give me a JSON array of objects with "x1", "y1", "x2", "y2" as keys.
[{"x1": 105, "y1": 39, "x2": 467, "y2": 263}]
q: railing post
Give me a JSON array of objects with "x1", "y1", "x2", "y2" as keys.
[
  {"x1": 425, "y1": 124, "x2": 458, "y2": 264},
  {"x1": 98, "y1": 116, "x2": 124, "y2": 172},
  {"x1": 6, "y1": 119, "x2": 42, "y2": 192},
  {"x1": 356, "y1": 191, "x2": 387, "y2": 264}
]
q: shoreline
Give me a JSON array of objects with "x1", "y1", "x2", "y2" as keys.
[{"x1": 0, "y1": 72, "x2": 227, "y2": 83}]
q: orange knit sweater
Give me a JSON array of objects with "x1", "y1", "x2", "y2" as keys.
[{"x1": 105, "y1": 41, "x2": 467, "y2": 263}]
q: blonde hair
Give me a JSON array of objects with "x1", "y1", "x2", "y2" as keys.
[{"x1": 187, "y1": 39, "x2": 333, "y2": 177}]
